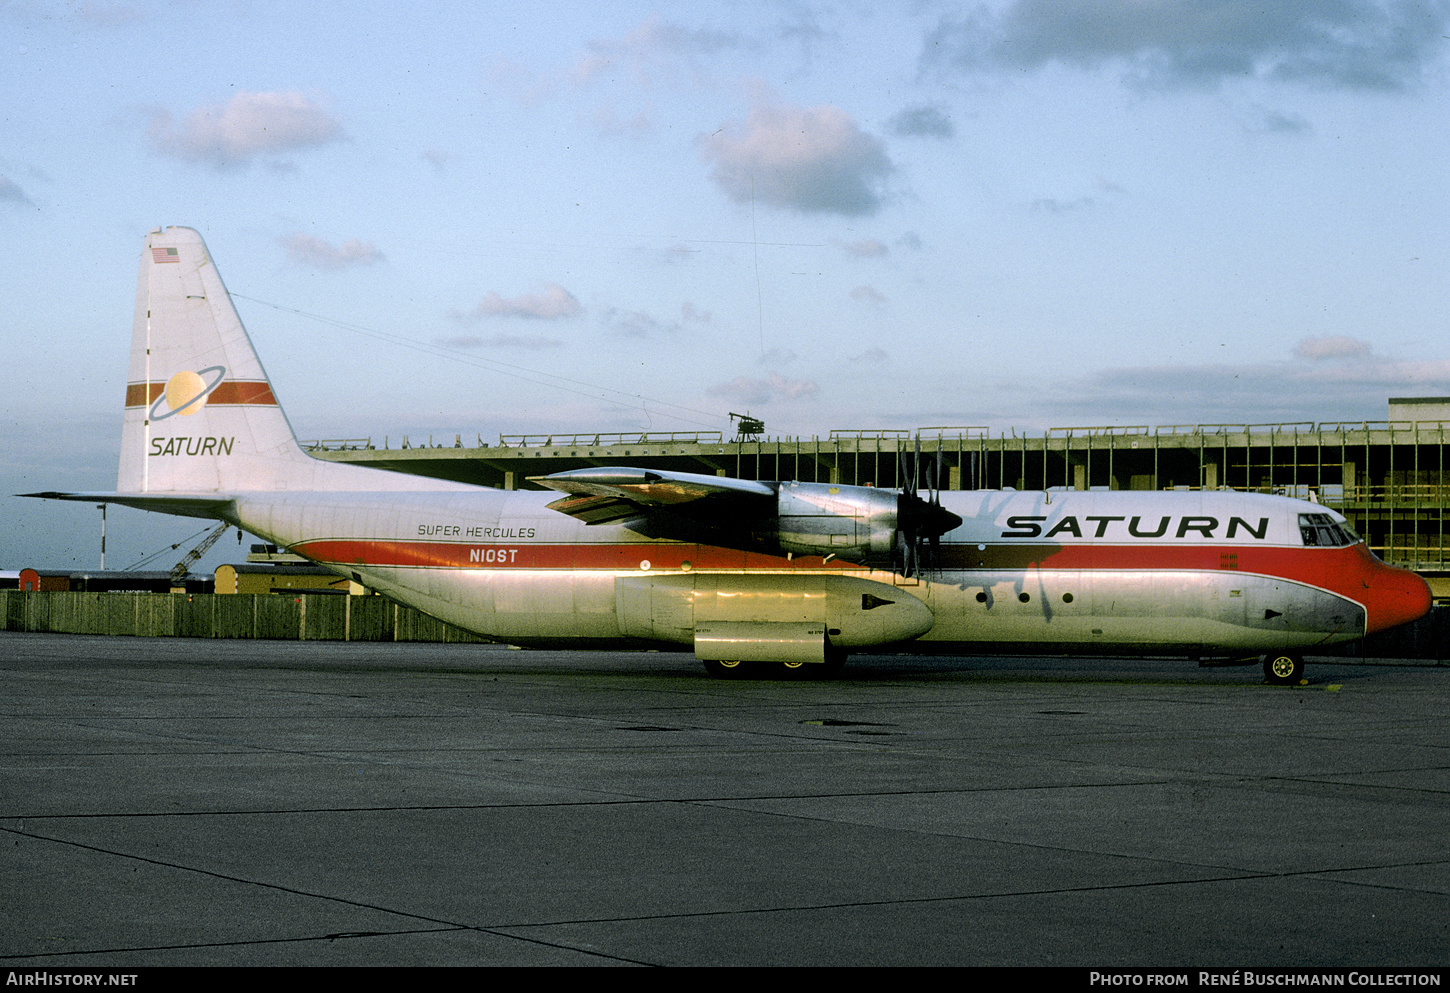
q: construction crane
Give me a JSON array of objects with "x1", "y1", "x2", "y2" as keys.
[
  {"x1": 729, "y1": 411, "x2": 765, "y2": 440},
  {"x1": 170, "y1": 522, "x2": 231, "y2": 591}
]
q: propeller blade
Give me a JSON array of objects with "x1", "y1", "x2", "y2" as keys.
[
  {"x1": 893, "y1": 529, "x2": 915, "y2": 578},
  {"x1": 898, "y1": 492, "x2": 962, "y2": 539},
  {"x1": 898, "y1": 448, "x2": 913, "y2": 498},
  {"x1": 897, "y1": 439, "x2": 957, "y2": 579}
]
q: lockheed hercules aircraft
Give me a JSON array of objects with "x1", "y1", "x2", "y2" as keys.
[{"x1": 26, "y1": 227, "x2": 1433, "y2": 682}]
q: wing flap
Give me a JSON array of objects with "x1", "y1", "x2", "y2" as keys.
[
  {"x1": 543, "y1": 493, "x2": 646, "y2": 525},
  {"x1": 531, "y1": 467, "x2": 776, "y2": 531},
  {"x1": 532, "y1": 467, "x2": 772, "y2": 505}
]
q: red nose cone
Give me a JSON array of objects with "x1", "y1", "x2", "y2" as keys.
[{"x1": 1363, "y1": 563, "x2": 1433, "y2": 635}]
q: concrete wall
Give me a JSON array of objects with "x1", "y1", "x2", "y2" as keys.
[{"x1": 0, "y1": 591, "x2": 489, "y2": 643}]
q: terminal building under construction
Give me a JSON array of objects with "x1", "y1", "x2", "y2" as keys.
[{"x1": 309, "y1": 396, "x2": 1450, "y2": 596}]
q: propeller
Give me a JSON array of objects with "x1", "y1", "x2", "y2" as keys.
[{"x1": 895, "y1": 439, "x2": 961, "y2": 578}]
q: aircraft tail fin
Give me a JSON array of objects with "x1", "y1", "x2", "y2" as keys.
[{"x1": 119, "y1": 227, "x2": 453, "y2": 495}]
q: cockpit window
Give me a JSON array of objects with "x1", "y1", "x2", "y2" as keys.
[{"x1": 1298, "y1": 513, "x2": 1357, "y2": 548}]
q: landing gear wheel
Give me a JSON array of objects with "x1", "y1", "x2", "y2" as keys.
[
  {"x1": 702, "y1": 659, "x2": 750, "y2": 679},
  {"x1": 1263, "y1": 652, "x2": 1305, "y2": 685},
  {"x1": 779, "y1": 659, "x2": 812, "y2": 679}
]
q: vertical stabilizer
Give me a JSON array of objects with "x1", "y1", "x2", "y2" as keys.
[
  {"x1": 120, "y1": 227, "x2": 314, "y2": 493},
  {"x1": 117, "y1": 227, "x2": 451, "y2": 496}
]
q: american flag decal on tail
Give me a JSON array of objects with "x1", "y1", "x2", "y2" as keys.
[{"x1": 151, "y1": 246, "x2": 179, "y2": 263}]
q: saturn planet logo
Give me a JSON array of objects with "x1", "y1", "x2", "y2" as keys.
[{"x1": 150, "y1": 365, "x2": 226, "y2": 420}]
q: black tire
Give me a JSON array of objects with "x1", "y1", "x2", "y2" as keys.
[
  {"x1": 702, "y1": 658, "x2": 751, "y2": 679},
  {"x1": 1263, "y1": 652, "x2": 1305, "y2": 685}
]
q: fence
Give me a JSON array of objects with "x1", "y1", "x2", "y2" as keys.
[{"x1": 0, "y1": 591, "x2": 489, "y2": 643}]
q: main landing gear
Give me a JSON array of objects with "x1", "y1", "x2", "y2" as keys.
[
  {"x1": 701, "y1": 647, "x2": 848, "y2": 680},
  {"x1": 1262, "y1": 652, "x2": 1306, "y2": 685},
  {"x1": 701, "y1": 658, "x2": 752, "y2": 679}
]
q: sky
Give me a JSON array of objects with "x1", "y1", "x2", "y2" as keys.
[{"x1": 3, "y1": 0, "x2": 1449, "y2": 571}]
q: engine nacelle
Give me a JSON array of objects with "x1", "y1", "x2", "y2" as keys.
[{"x1": 772, "y1": 481, "x2": 899, "y2": 561}]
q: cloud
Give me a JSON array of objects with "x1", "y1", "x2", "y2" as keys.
[
  {"x1": 0, "y1": 175, "x2": 35, "y2": 208},
  {"x1": 571, "y1": 15, "x2": 746, "y2": 89},
  {"x1": 851, "y1": 285, "x2": 886, "y2": 305},
  {"x1": 1302, "y1": 357, "x2": 1450, "y2": 385},
  {"x1": 1029, "y1": 178, "x2": 1128, "y2": 214},
  {"x1": 606, "y1": 302, "x2": 711, "y2": 337},
  {"x1": 927, "y1": 0, "x2": 1450, "y2": 91},
  {"x1": 836, "y1": 237, "x2": 888, "y2": 258},
  {"x1": 1245, "y1": 106, "x2": 1313, "y2": 136},
  {"x1": 1021, "y1": 350, "x2": 1450, "y2": 428},
  {"x1": 494, "y1": 15, "x2": 745, "y2": 109},
  {"x1": 610, "y1": 309, "x2": 671, "y2": 338},
  {"x1": 463, "y1": 284, "x2": 582, "y2": 320},
  {"x1": 281, "y1": 233, "x2": 383, "y2": 271},
  {"x1": 147, "y1": 91, "x2": 344, "y2": 168},
  {"x1": 709, "y1": 372, "x2": 819, "y2": 404},
  {"x1": 888, "y1": 104, "x2": 955, "y2": 138},
  {"x1": 1031, "y1": 195, "x2": 1097, "y2": 214},
  {"x1": 421, "y1": 148, "x2": 450, "y2": 170},
  {"x1": 1294, "y1": 335, "x2": 1374, "y2": 360},
  {"x1": 850, "y1": 348, "x2": 890, "y2": 364},
  {"x1": 773, "y1": 4, "x2": 837, "y2": 59},
  {"x1": 699, "y1": 100, "x2": 893, "y2": 216},
  {"x1": 438, "y1": 334, "x2": 563, "y2": 350},
  {"x1": 759, "y1": 347, "x2": 798, "y2": 365}
]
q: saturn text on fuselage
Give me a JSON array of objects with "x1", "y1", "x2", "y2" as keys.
[{"x1": 1001, "y1": 515, "x2": 1272, "y2": 540}]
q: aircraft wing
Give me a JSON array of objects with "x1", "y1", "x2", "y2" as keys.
[{"x1": 529, "y1": 468, "x2": 775, "y2": 526}]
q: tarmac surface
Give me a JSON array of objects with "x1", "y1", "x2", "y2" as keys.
[{"x1": 2, "y1": 632, "x2": 1447, "y2": 968}]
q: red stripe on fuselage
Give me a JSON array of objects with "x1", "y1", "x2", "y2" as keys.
[
  {"x1": 293, "y1": 539, "x2": 762, "y2": 572},
  {"x1": 292, "y1": 538, "x2": 1354, "y2": 577}
]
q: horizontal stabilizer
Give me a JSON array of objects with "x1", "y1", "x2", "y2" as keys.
[{"x1": 21, "y1": 491, "x2": 237, "y2": 520}]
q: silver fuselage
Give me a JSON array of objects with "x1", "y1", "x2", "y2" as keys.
[{"x1": 222, "y1": 486, "x2": 1424, "y2": 657}]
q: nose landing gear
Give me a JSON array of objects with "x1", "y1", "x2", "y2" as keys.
[{"x1": 1263, "y1": 652, "x2": 1305, "y2": 685}]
